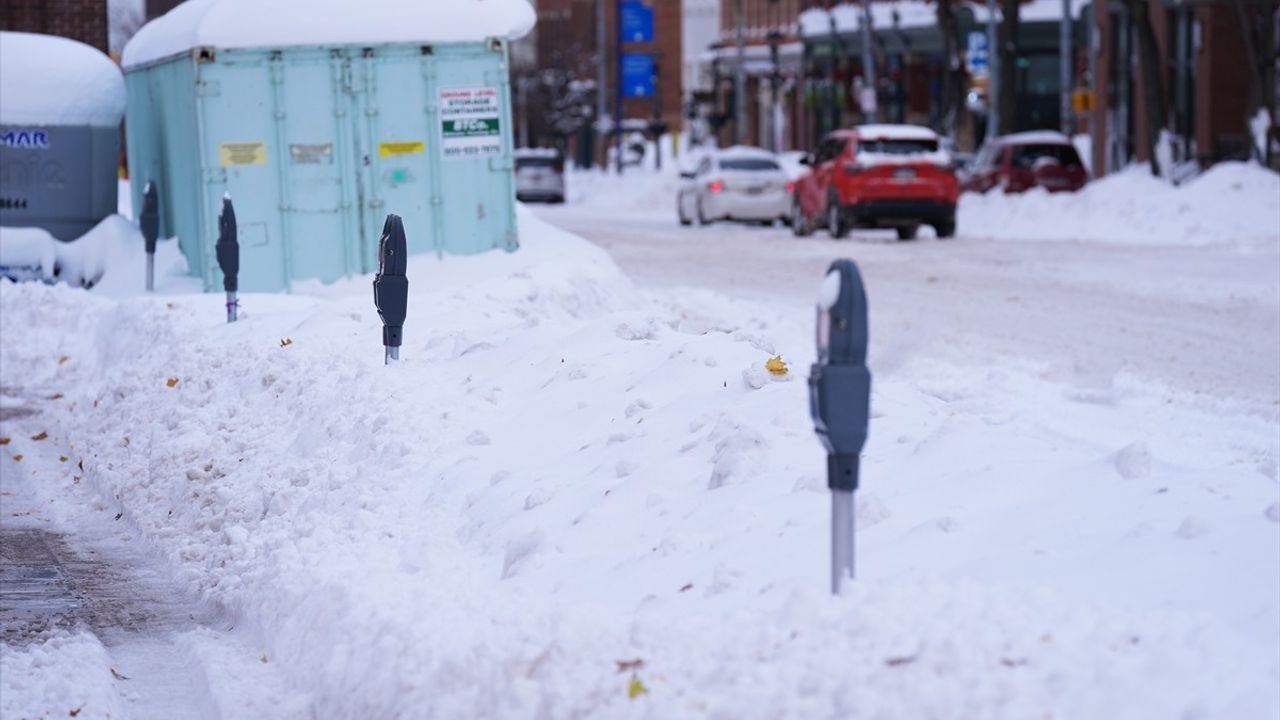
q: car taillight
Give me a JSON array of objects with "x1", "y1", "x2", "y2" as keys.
[
  {"x1": 785, "y1": 181, "x2": 796, "y2": 194},
  {"x1": 708, "y1": 180, "x2": 725, "y2": 193},
  {"x1": 844, "y1": 163, "x2": 865, "y2": 176}
]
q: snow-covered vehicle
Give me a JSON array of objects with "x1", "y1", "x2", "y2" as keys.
[
  {"x1": 961, "y1": 131, "x2": 1088, "y2": 194},
  {"x1": 791, "y1": 124, "x2": 959, "y2": 240},
  {"x1": 676, "y1": 146, "x2": 793, "y2": 227},
  {"x1": 514, "y1": 148, "x2": 566, "y2": 204}
]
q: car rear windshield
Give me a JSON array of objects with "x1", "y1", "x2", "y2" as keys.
[
  {"x1": 1011, "y1": 144, "x2": 1082, "y2": 167},
  {"x1": 857, "y1": 139, "x2": 938, "y2": 154},
  {"x1": 719, "y1": 158, "x2": 781, "y2": 171},
  {"x1": 516, "y1": 157, "x2": 559, "y2": 169}
]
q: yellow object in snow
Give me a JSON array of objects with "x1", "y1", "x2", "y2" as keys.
[
  {"x1": 765, "y1": 356, "x2": 788, "y2": 376},
  {"x1": 627, "y1": 676, "x2": 648, "y2": 699}
]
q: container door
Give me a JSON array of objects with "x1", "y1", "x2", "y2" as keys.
[
  {"x1": 198, "y1": 57, "x2": 288, "y2": 292},
  {"x1": 270, "y1": 50, "x2": 356, "y2": 285},
  {"x1": 432, "y1": 45, "x2": 518, "y2": 255},
  {"x1": 350, "y1": 47, "x2": 435, "y2": 270}
]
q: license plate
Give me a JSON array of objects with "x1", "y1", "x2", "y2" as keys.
[
  {"x1": 745, "y1": 185, "x2": 765, "y2": 195},
  {"x1": 893, "y1": 168, "x2": 917, "y2": 180}
]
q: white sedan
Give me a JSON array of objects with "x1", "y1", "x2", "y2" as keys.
[{"x1": 677, "y1": 147, "x2": 793, "y2": 226}]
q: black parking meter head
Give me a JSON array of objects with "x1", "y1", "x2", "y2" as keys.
[
  {"x1": 809, "y1": 259, "x2": 872, "y2": 490},
  {"x1": 140, "y1": 181, "x2": 159, "y2": 255},
  {"x1": 373, "y1": 214, "x2": 408, "y2": 349},
  {"x1": 215, "y1": 195, "x2": 239, "y2": 293}
]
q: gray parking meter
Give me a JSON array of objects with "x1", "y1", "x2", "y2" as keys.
[
  {"x1": 809, "y1": 259, "x2": 871, "y2": 594},
  {"x1": 372, "y1": 214, "x2": 408, "y2": 364},
  {"x1": 215, "y1": 194, "x2": 239, "y2": 323},
  {"x1": 139, "y1": 181, "x2": 159, "y2": 292}
]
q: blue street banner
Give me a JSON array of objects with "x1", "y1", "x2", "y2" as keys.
[
  {"x1": 621, "y1": 53, "x2": 655, "y2": 98},
  {"x1": 620, "y1": 0, "x2": 654, "y2": 44}
]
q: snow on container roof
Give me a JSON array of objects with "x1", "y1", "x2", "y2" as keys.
[
  {"x1": 0, "y1": 32, "x2": 125, "y2": 127},
  {"x1": 122, "y1": 0, "x2": 537, "y2": 69},
  {"x1": 853, "y1": 124, "x2": 939, "y2": 141}
]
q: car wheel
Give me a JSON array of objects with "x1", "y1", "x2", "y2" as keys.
[
  {"x1": 697, "y1": 198, "x2": 712, "y2": 226},
  {"x1": 934, "y1": 220, "x2": 956, "y2": 238},
  {"x1": 827, "y1": 200, "x2": 848, "y2": 239},
  {"x1": 790, "y1": 198, "x2": 812, "y2": 237},
  {"x1": 896, "y1": 224, "x2": 919, "y2": 241},
  {"x1": 677, "y1": 196, "x2": 692, "y2": 226}
]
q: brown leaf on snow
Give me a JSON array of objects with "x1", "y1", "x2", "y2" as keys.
[
  {"x1": 0, "y1": 437, "x2": 9, "y2": 445},
  {"x1": 12, "y1": 455, "x2": 22, "y2": 462},
  {"x1": 615, "y1": 658, "x2": 644, "y2": 673},
  {"x1": 30, "y1": 432, "x2": 48, "y2": 441},
  {"x1": 48, "y1": 393, "x2": 63, "y2": 400},
  {"x1": 678, "y1": 583, "x2": 693, "y2": 592},
  {"x1": 279, "y1": 338, "x2": 293, "y2": 348},
  {"x1": 58, "y1": 355, "x2": 70, "y2": 365},
  {"x1": 59, "y1": 456, "x2": 68, "y2": 462},
  {"x1": 1000, "y1": 658, "x2": 1029, "y2": 668},
  {"x1": 166, "y1": 377, "x2": 179, "y2": 388},
  {"x1": 260, "y1": 654, "x2": 269, "y2": 663},
  {"x1": 111, "y1": 668, "x2": 130, "y2": 680},
  {"x1": 884, "y1": 656, "x2": 917, "y2": 667},
  {"x1": 69, "y1": 706, "x2": 82, "y2": 717}
]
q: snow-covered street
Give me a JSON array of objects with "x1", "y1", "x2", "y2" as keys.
[{"x1": 3, "y1": 163, "x2": 1278, "y2": 716}]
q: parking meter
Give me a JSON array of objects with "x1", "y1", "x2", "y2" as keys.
[
  {"x1": 809, "y1": 259, "x2": 871, "y2": 594},
  {"x1": 372, "y1": 214, "x2": 408, "y2": 364},
  {"x1": 139, "y1": 181, "x2": 159, "y2": 292},
  {"x1": 215, "y1": 194, "x2": 239, "y2": 323}
]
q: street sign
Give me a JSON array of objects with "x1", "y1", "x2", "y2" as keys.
[
  {"x1": 1072, "y1": 88, "x2": 1096, "y2": 113},
  {"x1": 620, "y1": 0, "x2": 654, "y2": 44},
  {"x1": 621, "y1": 53, "x2": 655, "y2": 99},
  {"x1": 965, "y1": 31, "x2": 989, "y2": 75}
]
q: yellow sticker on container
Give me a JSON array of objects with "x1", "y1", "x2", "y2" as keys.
[
  {"x1": 379, "y1": 141, "x2": 425, "y2": 158},
  {"x1": 219, "y1": 142, "x2": 267, "y2": 166}
]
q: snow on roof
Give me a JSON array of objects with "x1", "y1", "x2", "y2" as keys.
[
  {"x1": 854, "y1": 124, "x2": 939, "y2": 141},
  {"x1": 800, "y1": 0, "x2": 1090, "y2": 38},
  {"x1": 0, "y1": 32, "x2": 125, "y2": 127},
  {"x1": 122, "y1": 0, "x2": 536, "y2": 69},
  {"x1": 1000, "y1": 130, "x2": 1072, "y2": 145}
]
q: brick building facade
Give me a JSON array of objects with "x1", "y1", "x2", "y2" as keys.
[{"x1": 1, "y1": 0, "x2": 108, "y2": 52}]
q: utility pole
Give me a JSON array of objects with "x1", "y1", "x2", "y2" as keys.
[
  {"x1": 734, "y1": 0, "x2": 746, "y2": 145},
  {"x1": 596, "y1": 0, "x2": 607, "y2": 169},
  {"x1": 1060, "y1": 0, "x2": 1072, "y2": 134},
  {"x1": 861, "y1": 0, "x2": 876, "y2": 122},
  {"x1": 985, "y1": 0, "x2": 999, "y2": 142}
]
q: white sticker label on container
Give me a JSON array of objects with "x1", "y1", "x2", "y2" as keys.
[{"x1": 439, "y1": 86, "x2": 502, "y2": 160}]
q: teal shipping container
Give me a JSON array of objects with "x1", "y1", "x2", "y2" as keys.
[{"x1": 120, "y1": 0, "x2": 535, "y2": 292}]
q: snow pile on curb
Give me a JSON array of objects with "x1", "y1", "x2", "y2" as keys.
[
  {"x1": 0, "y1": 633, "x2": 125, "y2": 720},
  {"x1": 2, "y1": 209, "x2": 1277, "y2": 717},
  {"x1": 959, "y1": 162, "x2": 1280, "y2": 247}
]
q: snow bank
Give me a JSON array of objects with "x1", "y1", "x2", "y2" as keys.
[
  {"x1": 959, "y1": 162, "x2": 1280, "y2": 248},
  {"x1": 0, "y1": 32, "x2": 125, "y2": 127},
  {"x1": 2, "y1": 205, "x2": 1277, "y2": 717},
  {"x1": 0, "y1": 214, "x2": 195, "y2": 294},
  {"x1": 122, "y1": 0, "x2": 536, "y2": 68},
  {"x1": 0, "y1": 633, "x2": 126, "y2": 720}
]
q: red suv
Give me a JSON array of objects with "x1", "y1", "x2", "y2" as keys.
[
  {"x1": 960, "y1": 131, "x2": 1088, "y2": 194},
  {"x1": 791, "y1": 124, "x2": 959, "y2": 240}
]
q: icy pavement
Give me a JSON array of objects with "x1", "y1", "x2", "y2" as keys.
[{"x1": 0, "y1": 390, "x2": 311, "y2": 719}]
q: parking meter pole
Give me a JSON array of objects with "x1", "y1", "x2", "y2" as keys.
[
  {"x1": 373, "y1": 214, "x2": 408, "y2": 365},
  {"x1": 832, "y1": 488, "x2": 855, "y2": 593},
  {"x1": 140, "y1": 181, "x2": 159, "y2": 292},
  {"x1": 216, "y1": 194, "x2": 239, "y2": 323},
  {"x1": 809, "y1": 260, "x2": 871, "y2": 596}
]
